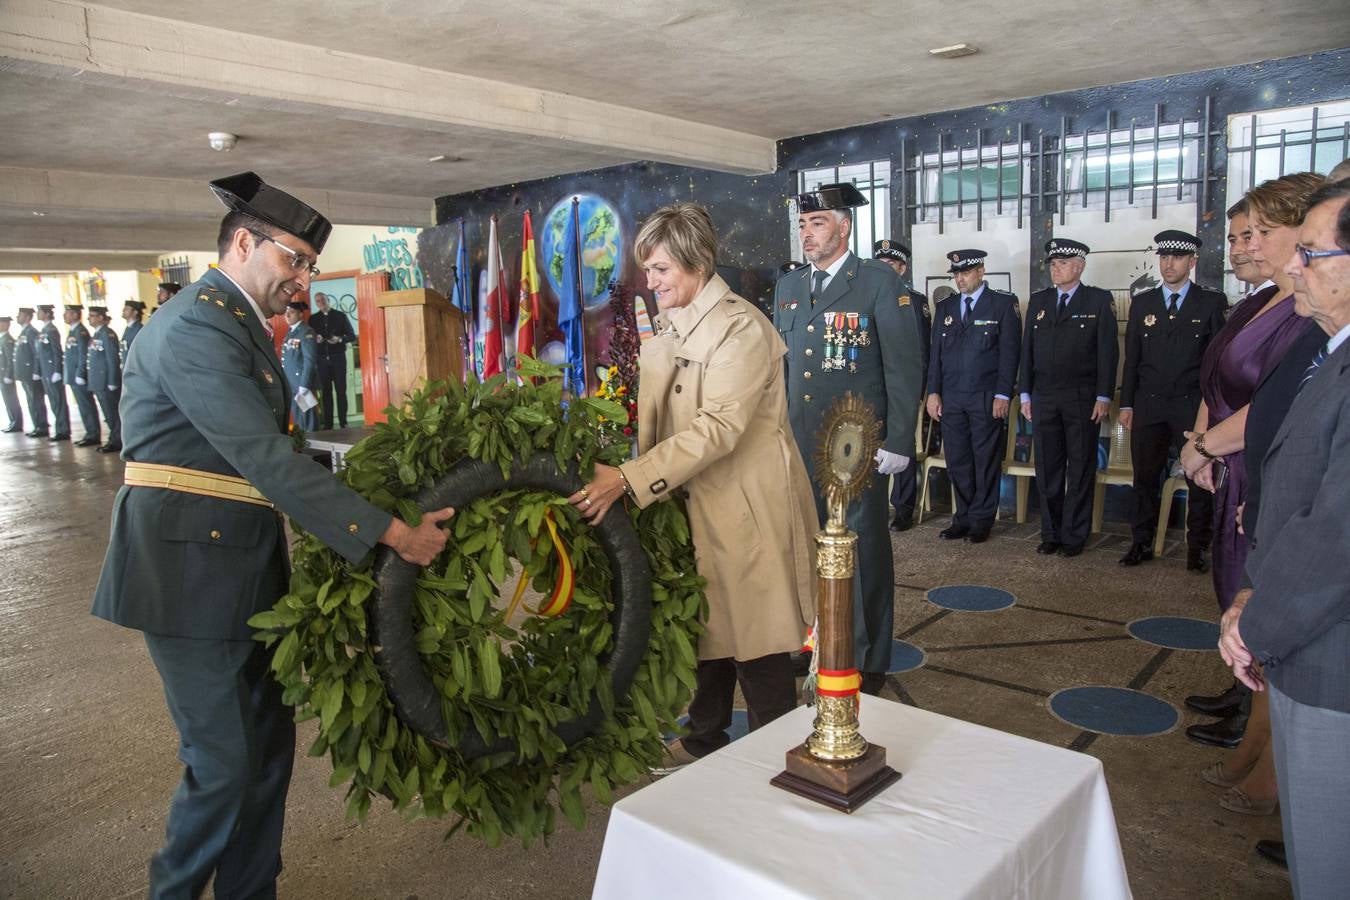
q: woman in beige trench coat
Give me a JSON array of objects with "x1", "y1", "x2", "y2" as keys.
[{"x1": 569, "y1": 203, "x2": 818, "y2": 770}]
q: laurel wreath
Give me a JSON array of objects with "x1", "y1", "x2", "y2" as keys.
[{"x1": 248, "y1": 358, "x2": 706, "y2": 846}]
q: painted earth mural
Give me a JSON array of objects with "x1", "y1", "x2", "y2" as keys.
[{"x1": 541, "y1": 193, "x2": 622, "y2": 310}]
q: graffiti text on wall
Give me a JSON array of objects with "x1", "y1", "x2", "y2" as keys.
[{"x1": 362, "y1": 227, "x2": 425, "y2": 290}]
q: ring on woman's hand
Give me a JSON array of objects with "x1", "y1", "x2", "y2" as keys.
[
  {"x1": 580, "y1": 487, "x2": 590, "y2": 499},
  {"x1": 584, "y1": 498, "x2": 593, "y2": 508}
]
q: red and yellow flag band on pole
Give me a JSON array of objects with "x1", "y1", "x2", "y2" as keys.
[
  {"x1": 815, "y1": 668, "x2": 862, "y2": 697},
  {"x1": 506, "y1": 510, "x2": 575, "y2": 619}
]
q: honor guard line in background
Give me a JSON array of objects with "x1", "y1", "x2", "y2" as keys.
[
  {"x1": 772, "y1": 393, "x2": 902, "y2": 812},
  {"x1": 375, "y1": 287, "x2": 465, "y2": 406}
]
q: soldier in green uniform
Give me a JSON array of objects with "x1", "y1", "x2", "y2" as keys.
[
  {"x1": 121, "y1": 299, "x2": 146, "y2": 361},
  {"x1": 774, "y1": 184, "x2": 924, "y2": 694},
  {"x1": 156, "y1": 281, "x2": 182, "y2": 306},
  {"x1": 91, "y1": 172, "x2": 453, "y2": 900},
  {"x1": 35, "y1": 304, "x2": 71, "y2": 442},
  {"x1": 86, "y1": 306, "x2": 123, "y2": 453},
  {"x1": 1, "y1": 315, "x2": 22, "y2": 433},
  {"x1": 280, "y1": 300, "x2": 319, "y2": 433},
  {"x1": 63, "y1": 304, "x2": 100, "y2": 447},
  {"x1": 14, "y1": 307, "x2": 48, "y2": 437}
]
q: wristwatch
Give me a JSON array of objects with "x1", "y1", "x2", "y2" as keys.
[{"x1": 1194, "y1": 432, "x2": 1217, "y2": 460}]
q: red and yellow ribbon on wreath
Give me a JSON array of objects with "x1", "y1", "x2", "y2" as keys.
[
  {"x1": 505, "y1": 509, "x2": 575, "y2": 619},
  {"x1": 815, "y1": 668, "x2": 862, "y2": 697}
]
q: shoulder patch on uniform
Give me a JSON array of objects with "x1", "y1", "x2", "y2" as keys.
[{"x1": 898, "y1": 294, "x2": 911, "y2": 307}]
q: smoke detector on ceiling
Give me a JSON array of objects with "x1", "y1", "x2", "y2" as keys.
[
  {"x1": 208, "y1": 132, "x2": 238, "y2": 152},
  {"x1": 929, "y1": 43, "x2": 979, "y2": 59}
]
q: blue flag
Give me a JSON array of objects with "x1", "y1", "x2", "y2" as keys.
[
  {"x1": 452, "y1": 220, "x2": 473, "y2": 376},
  {"x1": 558, "y1": 198, "x2": 586, "y2": 396}
]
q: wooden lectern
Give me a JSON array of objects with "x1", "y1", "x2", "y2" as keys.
[{"x1": 375, "y1": 287, "x2": 464, "y2": 410}]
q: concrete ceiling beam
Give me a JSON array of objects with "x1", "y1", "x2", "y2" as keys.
[{"x1": 0, "y1": 250, "x2": 161, "y2": 272}]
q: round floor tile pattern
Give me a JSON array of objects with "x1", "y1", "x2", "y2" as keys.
[
  {"x1": 926, "y1": 584, "x2": 1016, "y2": 612},
  {"x1": 1127, "y1": 616, "x2": 1220, "y2": 651},
  {"x1": 1048, "y1": 686, "x2": 1179, "y2": 737}
]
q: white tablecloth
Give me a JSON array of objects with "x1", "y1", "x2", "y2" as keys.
[{"x1": 593, "y1": 697, "x2": 1131, "y2": 899}]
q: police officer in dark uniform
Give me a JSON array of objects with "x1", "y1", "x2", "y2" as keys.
[
  {"x1": 63, "y1": 304, "x2": 100, "y2": 447},
  {"x1": 121, "y1": 299, "x2": 146, "y2": 361},
  {"x1": 929, "y1": 250, "x2": 1022, "y2": 543},
  {"x1": 1, "y1": 315, "x2": 23, "y2": 433},
  {"x1": 873, "y1": 239, "x2": 931, "y2": 531},
  {"x1": 309, "y1": 290, "x2": 357, "y2": 430},
  {"x1": 91, "y1": 172, "x2": 453, "y2": 900},
  {"x1": 87, "y1": 306, "x2": 123, "y2": 453},
  {"x1": 156, "y1": 281, "x2": 182, "y2": 306},
  {"x1": 1118, "y1": 230, "x2": 1226, "y2": 571},
  {"x1": 35, "y1": 304, "x2": 71, "y2": 442},
  {"x1": 774, "y1": 184, "x2": 924, "y2": 694},
  {"x1": 1019, "y1": 239, "x2": 1119, "y2": 557},
  {"x1": 281, "y1": 300, "x2": 320, "y2": 432},
  {"x1": 13, "y1": 307, "x2": 48, "y2": 437}
]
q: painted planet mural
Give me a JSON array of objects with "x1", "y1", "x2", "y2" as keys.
[{"x1": 541, "y1": 193, "x2": 622, "y2": 310}]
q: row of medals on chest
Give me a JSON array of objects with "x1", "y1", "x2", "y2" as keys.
[{"x1": 817, "y1": 311, "x2": 871, "y2": 372}]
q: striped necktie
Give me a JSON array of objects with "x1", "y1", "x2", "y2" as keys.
[{"x1": 1299, "y1": 343, "x2": 1328, "y2": 391}]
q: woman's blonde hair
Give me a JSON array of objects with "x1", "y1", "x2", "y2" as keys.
[
  {"x1": 633, "y1": 203, "x2": 718, "y2": 277},
  {"x1": 1246, "y1": 172, "x2": 1327, "y2": 228}
]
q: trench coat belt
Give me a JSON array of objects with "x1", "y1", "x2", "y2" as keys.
[{"x1": 123, "y1": 461, "x2": 273, "y2": 508}]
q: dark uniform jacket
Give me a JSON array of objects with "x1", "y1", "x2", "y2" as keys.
[
  {"x1": 15, "y1": 323, "x2": 41, "y2": 383},
  {"x1": 88, "y1": 324, "x2": 122, "y2": 391},
  {"x1": 905, "y1": 282, "x2": 931, "y2": 377},
  {"x1": 310, "y1": 309, "x2": 356, "y2": 361},
  {"x1": 282, "y1": 321, "x2": 318, "y2": 391},
  {"x1": 929, "y1": 285, "x2": 1021, "y2": 396},
  {"x1": 64, "y1": 322, "x2": 91, "y2": 386},
  {"x1": 773, "y1": 254, "x2": 923, "y2": 460},
  {"x1": 1019, "y1": 285, "x2": 1119, "y2": 400},
  {"x1": 1, "y1": 331, "x2": 16, "y2": 382},
  {"x1": 37, "y1": 321, "x2": 63, "y2": 382},
  {"x1": 92, "y1": 268, "x2": 392, "y2": 640},
  {"x1": 122, "y1": 319, "x2": 142, "y2": 361},
  {"x1": 1119, "y1": 283, "x2": 1227, "y2": 426}
]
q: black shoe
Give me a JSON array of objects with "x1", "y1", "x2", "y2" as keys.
[
  {"x1": 1059, "y1": 544, "x2": 1084, "y2": 558},
  {"x1": 2, "y1": 425, "x2": 21, "y2": 433},
  {"x1": 1255, "y1": 840, "x2": 1287, "y2": 868},
  {"x1": 939, "y1": 524, "x2": 970, "y2": 540},
  {"x1": 75, "y1": 436, "x2": 100, "y2": 447},
  {"x1": 25, "y1": 429, "x2": 47, "y2": 438},
  {"x1": 96, "y1": 443, "x2": 121, "y2": 453},
  {"x1": 965, "y1": 530, "x2": 991, "y2": 544},
  {"x1": 1187, "y1": 548, "x2": 1209, "y2": 573},
  {"x1": 48, "y1": 434, "x2": 70, "y2": 442},
  {"x1": 790, "y1": 650, "x2": 812, "y2": 678},
  {"x1": 1036, "y1": 541, "x2": 1061, "y2": 555},
  {"x1": 860, "y1": 672, "x2": 886, "y2": 696},
  {"x1": 1119, "y1": 543, "x2": 1154, "y2": 566},
  {"x1": 889, "y1": 516, "x2": 914, "y2": 532},
  {"x1": 1186, "y1": 710, "x2": 1249, "y2": 749},
  {"x1": 1185, "y1": 681, "x2": 1249, "y2": 717}
]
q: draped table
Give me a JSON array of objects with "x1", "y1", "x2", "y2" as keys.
[{"x1": 593, "y1": 696, "x2": 1131, "y2": 899}]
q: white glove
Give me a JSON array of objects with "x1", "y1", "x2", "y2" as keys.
[
  {"x1": 297, "y1": 386, "x2": 312, "y2": 396},
  {"x1": 108, "y1": 384, "x2": 118, "y2": 391},
  {"x1": 50, "y1": 372, "x2": 61, "y2": 383},
  {"x1": 327, "y1": 335, "x2": 342, "y2": 344},
  {"x1": 875, "y1": 448, "x2": 910, "y2": 475},
  {"x1": 32, "y1": 373, "x2": 41, "y2": 381},
  {"x1": 75, "y1": 376, "x2": 86, "y2": 386},
  {"x1": 2, "y1": 377, "x2": 11, "y2": 384}
]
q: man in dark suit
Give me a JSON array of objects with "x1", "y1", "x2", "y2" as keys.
[
  {"x1": 1019, "y1": 239, "x2": 1118, "y2": 557},
  {"x1": 86, "y1": 306, "x2": 123, "y2": 453},
  {"x1": 928, "y1": 249, "x2": 1021, "y2": 543},
  {"x1": 13, "y1": 307, "x2": 48, "y2": 437},
  {"x1": 1118, "y1": 230, "x2": 1227, "y2": 571},
  {"x1": 63, "y1": 304, "x2": 100, "y2": 447},
  {"x1": 873, "y1": 238, "x2": 930, "y2": 531},
  {"x1": 1219, "y1": 181, "x2": 1350, "y2": 897},
  {"x1": 35, "y1": 304, "x2": 71, "y2": 442},
  {"x1": 281, "y1": 300, "x2": 319, "y2": 433},
  {"x1": 775, "y1": 183, "x2": 924, "y2": 694},
  {"x1": 1, "y1": 315, "x2": 23, "y2": 433},
  {"x1": 91, "y1": 172, "x2": 453, "y2": 900},
  {"x1": 309, "y1": 291, "x2": 357, "y2": 430}
]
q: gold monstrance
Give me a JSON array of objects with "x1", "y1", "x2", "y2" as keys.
[{"x1": 770, "y1": 393, "x2": 902, "y2": 812}]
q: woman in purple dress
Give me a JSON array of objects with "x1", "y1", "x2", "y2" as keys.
[{"x1": 1182, "y1": 172, "x2": 1324, "y2": 613}]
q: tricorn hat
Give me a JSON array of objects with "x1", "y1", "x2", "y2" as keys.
[
  {"x1": 89, "y1": 306, "x2": 108, "y2": 316},
  {"x1": 124, "y1": 300, "x2": 146, "y2": 311},
  {"x1": 797, "y1": 182, "x2": 869, "y2": 213},
  {"x1": 158, "y1": 282, "x2": 182, "y2": 294},
  {"x1": 209, "y1": 172, "x2": 332, "y2": 253}
]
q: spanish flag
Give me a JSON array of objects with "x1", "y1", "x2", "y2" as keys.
[{"x1": 516, "y1": 210, "x2": 540, "y2": 376}]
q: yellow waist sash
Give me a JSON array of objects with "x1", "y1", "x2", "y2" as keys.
[{"x1": 124, "y1": 461, "x2": 273, "y2": 509}]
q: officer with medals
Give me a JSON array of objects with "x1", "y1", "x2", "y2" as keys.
[
  {"x1": 873, "y1": 238, "x2": 931, "y2": 532},
  {"x1": 1118, "y1": 229, "x2": 1226, "y2": 571},
  {"x1": 309, "y1": 291, "x2": 357, "y2": 430},
  {"x1": 1, "y1": 315, "x2": 22, "y2": 433},
  {"x1": 1019, "y1": 238, "x2": 1119, "y2": 557},
  {"x1": 121, "y1": 299, "x2": 146, "y2": 361},
  {"x1": 91, "y1": 171, "x2": 452, "y2": 900},
  {"x1": 34, "y1": 304, "x2": 71, "y2": 442},
  {"x1": 86, "y1": 306, "x2": 123, "y2": 453},
  {"x1": 281, "y1": 300, "x2": 320, "y2": 433},
  {"x1": 929, "y1": 250, "x2": 1022, "y2": 543},
  {"x1": 14, "y1": 307, "x2": 48, "y2": 437},
  {"x1": 63, "y1": 304, "x2": 100, "y2": 447},
  {"x1": 774, "y1": 183, "x2": 923, "y2": 695}
]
